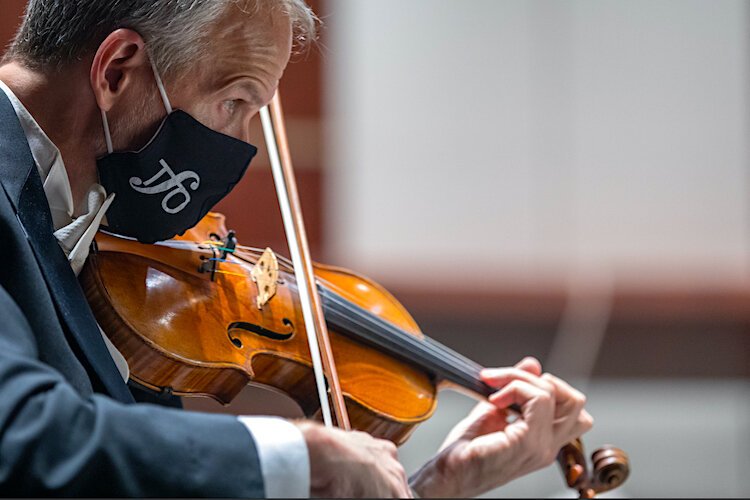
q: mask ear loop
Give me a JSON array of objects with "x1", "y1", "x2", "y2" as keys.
[
  {"x1": 101, "y1": 108, "x2": 114, "y2": 154},
  {"x1": 149, "y1": 56, "x2": 173, "y2": 115},
  {"x1": 99, "y1": 55, "x2": 173, "y2": 155}
]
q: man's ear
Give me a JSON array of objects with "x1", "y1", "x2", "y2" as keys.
[{"x1": 90, "y1": 29, "x2": 148, "y2": 112}]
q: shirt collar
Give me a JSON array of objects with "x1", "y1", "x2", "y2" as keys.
[
  {"x1": 0, "y1": 79, "x2": 74, "y2": 230},
  {"x1": 0, "y1": 79, "x2": 128, "y2": 382}
]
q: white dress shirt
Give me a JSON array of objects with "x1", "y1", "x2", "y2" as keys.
[{"x1": 0, "y1": 80, "x2": 310, "y2": 498}]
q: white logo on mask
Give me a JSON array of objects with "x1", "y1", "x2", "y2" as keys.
[{"x1": 129, "y1": 159, "x2": 201, "y2": 214}]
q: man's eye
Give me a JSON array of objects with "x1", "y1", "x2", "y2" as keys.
[{"x1": 223, "y1": 99, "x2": 241, "y2": 114}]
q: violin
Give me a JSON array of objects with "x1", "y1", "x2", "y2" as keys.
[
  {"x1": 80, "y1": 212, "x2": 628, "y2": 498},
  {"x1": 81, "y1": 93, "x2": 629, "y2": 498}
]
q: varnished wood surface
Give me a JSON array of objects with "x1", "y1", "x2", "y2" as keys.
[{"x1": 82, "y1": 215, "x2": 437, "y2": 444}]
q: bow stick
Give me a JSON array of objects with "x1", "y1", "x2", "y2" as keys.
[{"x1": 259, "y1": 91, "x2": 351, "y2": 430}]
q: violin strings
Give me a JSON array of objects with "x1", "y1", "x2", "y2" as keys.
[
  {"x1": 318, "y1": 288, "x2": 490, "y2": 393},
  {"x1": 201, "y1": 241, "x2": 236, "y2": 254},
  {"x1": 228, "y1": 248, "x2": 481, "y2": 379},
  {"x1": 133, "y1": 239, "x2": 489, "y2": 390},
  {"x1": 207, "y1": 258, "x2": 241, "y2": 265},
  {"x1": 191, "y1": 242, "x2": 487, "y2": 387},
  {"x1": 273, "y1": 267, "x2": 490, "y2": 390},
  {"x1": 318, "y1": 284, "x2": 486, "y2": 376},
  {"x1": 213, "y1": 269, "x2": 247, "y2": 278},
  {"x1": 230, "y1": 252, "x2": 490, "y2": 391},
  {"x1": 236, "y1": 244, "x2": 487, "y2": 387}
]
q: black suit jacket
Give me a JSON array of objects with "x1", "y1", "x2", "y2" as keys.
[{"x1": 0, "y1": 91, "x2": 265, "y2": 496}]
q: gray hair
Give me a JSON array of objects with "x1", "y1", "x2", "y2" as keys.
[{"x1": 5, "y1": 0, "x2": 317, "y2": 76}]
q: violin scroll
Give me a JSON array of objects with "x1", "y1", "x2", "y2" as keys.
[
  {"x1": 557, "y1": 439, "x2": 630, "y2": 498},
  {"x1": 590, "y1": 446, "x2": 630, "y2": 494}
]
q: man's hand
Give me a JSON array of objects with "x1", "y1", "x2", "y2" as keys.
[
  {"x1": 295, "y1": 422, "x2": 412, "y2": 498},
  {"x1": 409, "y1": 357, "x2": 593, "y2": 498}
]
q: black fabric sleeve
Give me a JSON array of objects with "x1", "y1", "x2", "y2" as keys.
[{"x1": 0, "y1": 284, "x2": 265, "y2": 497}]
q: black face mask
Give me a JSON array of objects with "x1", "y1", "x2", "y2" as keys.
[{"x1": 96, "y1": 62, "x2": 257, "y2": 244}]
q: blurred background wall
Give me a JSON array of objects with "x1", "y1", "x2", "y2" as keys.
[
  {"x1": 322, "y1": 1, "x2": 750, "y2": 496},
  {"x1": 2, "y1": 0, "x2": 749, "y2": 497}
]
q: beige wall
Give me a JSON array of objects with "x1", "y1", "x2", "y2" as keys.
[{"x1": 324, "y1": 0, "x2": 750, "y2": 293}]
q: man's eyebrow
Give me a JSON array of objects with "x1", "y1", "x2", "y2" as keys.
[{"x1": 236, "y1": 81, "x2": 263, "y2": 106}]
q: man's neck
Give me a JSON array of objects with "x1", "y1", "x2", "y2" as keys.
[{"x1": 0, "y1": 61, "x2": 102, "y2": 217}]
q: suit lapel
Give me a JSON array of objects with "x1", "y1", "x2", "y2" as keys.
[{"x1": 0, "y1": 90, "x2": 134, "y2": 404}]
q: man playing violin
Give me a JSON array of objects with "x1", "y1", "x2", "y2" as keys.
[{"x1": 0, "y1": 0, "x2": 593, "y2": 497}]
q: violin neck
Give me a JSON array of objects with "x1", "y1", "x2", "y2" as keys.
[{"x1": 319, "y1": 288, "x2": 495, "y2": 399}]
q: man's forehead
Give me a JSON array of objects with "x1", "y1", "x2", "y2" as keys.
[
  {"x1": 198, "y1": 1, "x2": 292, "y2": 89},
  {"x1": 209, "y1": 1, "x2": 293, "y2": 63}
]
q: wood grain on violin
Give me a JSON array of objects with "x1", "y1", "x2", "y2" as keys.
[
  {"x1": 80, "y1": 212, "x2": 629, "y2": 495},
  {"x1": 81, "y1": 214, "x2": 439, "y2": 444}
]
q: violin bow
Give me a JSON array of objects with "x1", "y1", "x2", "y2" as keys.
[
  {"x1": 260, "y1": 91, "x2": 629, "y2": 498},
  {"x1": 259, "y1": 91, "x2": 351, "y2": 430}
]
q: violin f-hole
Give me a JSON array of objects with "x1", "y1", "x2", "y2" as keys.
[{"x1": 227, "y1": 320, "x2": 295, "y2": 348}]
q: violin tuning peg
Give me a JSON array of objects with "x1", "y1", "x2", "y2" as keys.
[{"x1": 557, "y1": 439, "x2": 589, "y2": 489}]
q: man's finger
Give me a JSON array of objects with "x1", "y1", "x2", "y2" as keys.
[
  {"x1": 481, "y1": 367, "x2": 555, "y2": 395},
  {"x1": 555, "y1": 409, "x2": 595, "y2": 447},
  {"x1": 541, "y1": 373, "x2": 587, "y2": 419},
  {"x1": 515, "y1": 356, "x2": 543, "y2": 376},
  {"x1": 488, "y1": 379, "x2": 552, "y2": 419},
  {"x1": 390, "y1": 468, "x2": 412, "y2": 498}
]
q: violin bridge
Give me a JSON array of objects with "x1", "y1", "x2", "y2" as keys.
[{"x1": 251, "y1": 247, "x2": 280, "y2": 310}]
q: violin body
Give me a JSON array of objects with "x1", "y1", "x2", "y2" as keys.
[
  {"x1": 82, "y1": 213, "x2": 630, "y2": 496},
  {"x1": 81, "y1": 213, "x2": 436, "y2": 445},
  {"x1": 80, "y1": 84, "x2": 629, "y2": 496}
]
